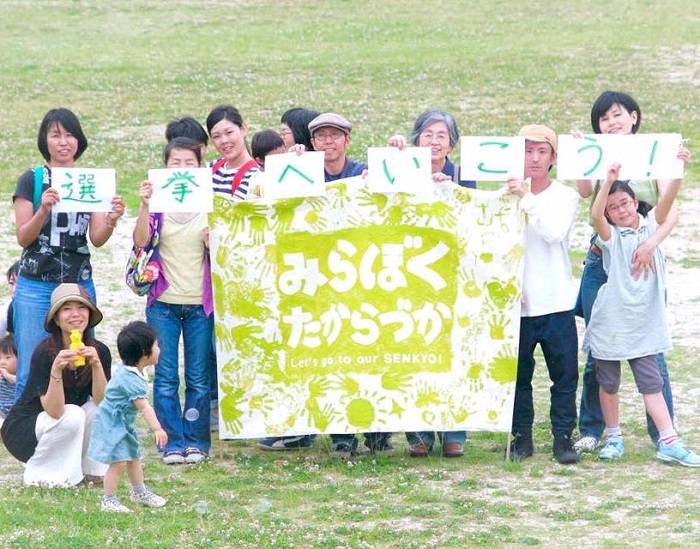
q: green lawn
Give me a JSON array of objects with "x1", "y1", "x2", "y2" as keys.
[{"x1": 1, "y1": 1, "x2": 699, "y2": 547}]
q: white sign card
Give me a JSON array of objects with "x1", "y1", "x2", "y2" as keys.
[
  {"x1": 459, "y1": 136, "x2": 525, "y2": 181},
  {"x1": 148, "y1": 168, "x2": 213, "y2": 213},
  {"x1": 50, "y1": 168, "x2": 116, "y2": 213},
  {"x1": 557, "y1": 133, "x2": 684, "y2": 180},
  {"x1": 263, "y1": 151, "x2": 326, "y2": 199},
  {"x1": 367, "y1": 146, "x2": 432, "y2": 193}
]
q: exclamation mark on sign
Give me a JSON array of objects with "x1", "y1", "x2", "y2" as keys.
[{"x1": 646, "y1": 140, "x2": 658, "y2": 177}]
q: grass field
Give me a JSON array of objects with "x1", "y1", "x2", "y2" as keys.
[{"x1": 1, "y1": 1, "x2": 700, "y2": 548}]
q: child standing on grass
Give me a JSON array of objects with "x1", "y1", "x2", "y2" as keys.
[
  {"x1": 88, "y1": 321, "x2": 168, "y2": 512},
  {"x1": 0, "y1": 334, "x2": 17, "y2": 424},
  {"x1": 583, "y1": 159, "x2": 700, "y2": 466}
]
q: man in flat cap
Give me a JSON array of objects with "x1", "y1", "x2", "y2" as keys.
[{"x1": 308, "y1": 113, "x2": 366, "y2": 182}]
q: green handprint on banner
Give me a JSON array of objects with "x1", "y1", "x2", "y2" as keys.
[
  {"x1": 332, "y1": 374, "x2": 359, "y2": 396},
  {"x1": 305, "y1": 398, "x2": 338, "y2": 431},
  {"x1": 488, "y1": 314, "x2": 511, "y2": 340},
  {"x1": 381, "y1": 369, "x2": 412, "y2": 391},
  {"x1": 487, "y1": 344, "x2": 518, "y2": 384},
  {"x1": 219, "y1": 382, "x2": 246, "y2": 434},
  {"x1": 413, "y1": 201, "x2": 457, "y2": 229},
  {"x1": 415, "y1": 385, "x2": 442, "y2": 408},
  {"x1": 485, "y1": 277, "x2": 518, "y2": 310}
]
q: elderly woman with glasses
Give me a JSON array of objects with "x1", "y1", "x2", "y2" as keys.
[{"x1": 388, "y1": 109, "x2": 476, "y2": 188}]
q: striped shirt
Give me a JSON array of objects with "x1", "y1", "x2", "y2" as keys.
[
  {"x1": 0, "y1": 377, "x2": 15, "y2": 415},
  {"x1": 211, "y1": 161, "x2": 261, "y2": 201}
]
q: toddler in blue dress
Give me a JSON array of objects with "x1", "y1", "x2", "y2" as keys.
[{"x1": 88, "y1": 321, "x2": 168, "y2": 512}]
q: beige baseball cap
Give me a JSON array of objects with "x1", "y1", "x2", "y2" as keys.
[{"x1": 518, "y1": 124, "x2": 557, "y2": 152}]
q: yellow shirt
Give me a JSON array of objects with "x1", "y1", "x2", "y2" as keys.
[{"x1": 158, "y1": 213, "x2": 206, "y2": 304}]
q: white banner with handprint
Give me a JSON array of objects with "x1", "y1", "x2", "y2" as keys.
[{"x1": 210, "y1": 180, "x2": 526, "y2": 438}]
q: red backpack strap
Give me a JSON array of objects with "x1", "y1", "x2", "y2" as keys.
[
  {"x1": 230, "y1": 159, "x2": 260, "y2": 196},
  {"x1": 211, "y1": 158, "x2": 227, "y2": 173}
]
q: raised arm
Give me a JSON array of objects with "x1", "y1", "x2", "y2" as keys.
[
  {"x1": 654, "y1": 146, "x2": 689, "y2": 225},
  {"x1": 630, "y1": 147, "x2": 689, "y2": 279},
  {"x1": 591, "y1": 164, "x2": 619, "y2": 242},
  {"x1": 133, "y1": 181, "x2": 153, "y2": 248}
]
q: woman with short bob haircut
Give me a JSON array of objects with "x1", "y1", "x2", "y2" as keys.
[{"x1": 12, "y1": 108, "x2": 125, "y2": 403}]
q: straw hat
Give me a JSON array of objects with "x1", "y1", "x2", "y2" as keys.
[{"x1": 44, "y1": 283, "x2": 103, "y2": 331}]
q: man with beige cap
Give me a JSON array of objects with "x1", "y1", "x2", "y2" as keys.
[
  {"x1": 308, "y1": 112, "x2": 367, "y2": 182},
  {"x1": 506, "y1": 124, "x2": 580, "y2": 465}
]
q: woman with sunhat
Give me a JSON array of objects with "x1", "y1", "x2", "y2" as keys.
[{"x1": 1, "y1": 283, "x2": 111, "y2": 487}]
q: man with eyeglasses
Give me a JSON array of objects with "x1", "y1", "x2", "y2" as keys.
[
  {"x1": 306, "y1": 112, "x2": 393, "y2": 459},
  {"x1": 308, "y1": 113, "x2": 367, "y2": 182}
]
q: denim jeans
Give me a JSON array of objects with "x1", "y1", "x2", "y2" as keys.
[
  {"x1": 405, "y1": 431, "x2": 467, "y2": 447},
  {"x1": 146, "y1": 301, "x2": 212, "y2": 454},
  {"x1": 13, "y1": 276, "x2": 96, "y2": 401},
  {"x1": 577, "y1": 245, "x2": 674, "y2": 443},
  {"x1": 209, "y1": 335, "x2": 218, "y2": 404},
  {"x1": 512, "y1": 310, "x2": 579, "y2": 437}
]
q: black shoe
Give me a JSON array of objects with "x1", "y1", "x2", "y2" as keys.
[
  {"x1": 507, "y1": 432, "x2": 534, "y2": 461},
  {"x1": 362, "y1": 433, "x2": 395, "y2": 456},
  {"x1": 553, "y1": 433, "x2": 580, "y2": 464}
]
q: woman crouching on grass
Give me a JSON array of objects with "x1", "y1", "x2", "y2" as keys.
[
  {"x1": 582, "y1": 159, "x2": 700, "y2": 466},
  {"x1": 1, "y1": 283, "x2": 111, "y2": 486}
]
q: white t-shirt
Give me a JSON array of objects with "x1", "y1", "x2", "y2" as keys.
[{"x1": 519, "y1": 179, "x2": 579, "y2": 317}]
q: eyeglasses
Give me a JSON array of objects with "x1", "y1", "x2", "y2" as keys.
[
  {"x1": 312, "y1": 131, "x2": 346, "y2": 142},
  {"x1": 279, "y1": 129, "x2": 293, "y2": 138},
  {"x1": 419, "y1": 131, "x2": 450, "y2": 143},
  {"x1": 607, "y1": 198, "x2": 635, "y2": 214}
]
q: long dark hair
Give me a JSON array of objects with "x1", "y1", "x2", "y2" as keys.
[{"x1": 605, "y1": 180, "x2": 652, "y2": 224}]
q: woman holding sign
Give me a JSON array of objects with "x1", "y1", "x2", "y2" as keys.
[
  {"x1": 12, "y1": 108, "x2": 124, "y2": 402},
  {"x1": 387, "y1": 109, "x2": 476, "y2": 189},
  {"x1": 574, "y1": 91, "x2": 683, "y2": 454},
  {"x1": 133, "y1": 137, "x2": 213, "y2": 465}
]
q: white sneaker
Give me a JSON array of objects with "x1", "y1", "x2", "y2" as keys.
[
  {"x1": 162, "y1": 451, "x2": 185, "y2": 465},
  {"x1": 130, "y1": 488, "x2": 167, "y2": 508},
  {"x1": 184, "y1": 447, "x2": 208, "y2": 464},
  {"x1": 101, "y1": 497, "x2": 132, "y2": 513},
  {"x1": 574, "y1": 436, "x2": 599, "y2": 453}
]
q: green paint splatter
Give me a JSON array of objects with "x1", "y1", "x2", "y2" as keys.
[{"x1": 347, "y1": 398, "x2": 375, "y2": 429}]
